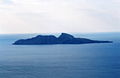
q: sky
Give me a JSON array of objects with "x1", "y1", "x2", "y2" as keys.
[{"x1": 0, "y1": 0, "x2": 120, "y2": 34}]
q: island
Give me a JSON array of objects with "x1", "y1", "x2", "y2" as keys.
[{"x1": 13, "y1": 33, "x2": 112, "y2": 45}]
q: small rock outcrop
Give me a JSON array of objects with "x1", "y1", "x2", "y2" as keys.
[{"x1": 13, "y1": 33, "x2": 112, "y2": 45}]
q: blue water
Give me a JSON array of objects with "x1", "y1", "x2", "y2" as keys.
[{"x1": 0, "y1": 33, "x2": 120, "y2": 78}]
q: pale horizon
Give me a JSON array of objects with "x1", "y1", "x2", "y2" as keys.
[{"x1": 0, "y1": 0, "x2": 120, "y2": 34}]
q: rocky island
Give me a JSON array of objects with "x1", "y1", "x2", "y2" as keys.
[{"x1": 13, "y1": 33, "x2": 112, "y2": 45}]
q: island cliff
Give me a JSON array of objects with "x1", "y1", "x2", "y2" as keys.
[{"x1": 13, "y1": 33, "x2": 112, "y2": 45}]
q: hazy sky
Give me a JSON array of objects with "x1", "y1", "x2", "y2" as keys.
[{"x1": 0, "y1": 0, "x2": 120, "y2": 34}]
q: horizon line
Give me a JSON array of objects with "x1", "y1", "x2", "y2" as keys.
[{"x1": 0, "y1": 32, "x2": 120, "y2": 35}]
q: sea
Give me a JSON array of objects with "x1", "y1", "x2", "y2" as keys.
[{"x1": 0, "y1": 33, "x2": 120, "y2": 78}]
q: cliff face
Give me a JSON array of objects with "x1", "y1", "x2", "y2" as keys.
[{"x1": 13, "y1": 33, "x2": 112, "y2": 45}]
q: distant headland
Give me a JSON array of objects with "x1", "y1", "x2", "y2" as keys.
[{"x1": 13, "y1": 33, "x2": 112, "y2": 45}]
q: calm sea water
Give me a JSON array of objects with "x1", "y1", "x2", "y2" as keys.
[{"x1": 0, "y1": 33, "x2": 120, "y2": 78}]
